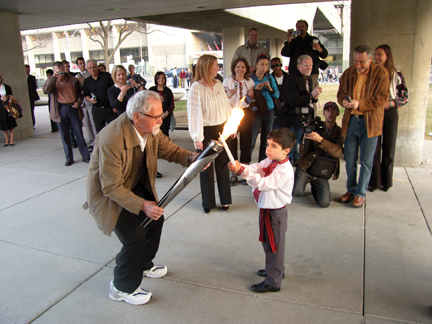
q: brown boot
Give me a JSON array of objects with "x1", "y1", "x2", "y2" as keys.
[
  {"x1": 352, "y1": 196, "x2": 365, "y2": 208},
  {"x1": 340, "y1": 192, "x2": 354, "y2": 203}
]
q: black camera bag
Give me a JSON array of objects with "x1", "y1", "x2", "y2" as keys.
[{"x1": 308, "y1": 156, "x2": 336, "y2": 179}]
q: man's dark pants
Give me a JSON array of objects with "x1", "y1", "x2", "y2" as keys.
[
  {"x1": 57, "y1": 104, "x2": 89, "y2": 162},
  {"x1": 92, "y1": 106, "x2": 118, "y2": 133},
  {"x1": 293, "y1": 168, "x2": 330, "y2": 207}
]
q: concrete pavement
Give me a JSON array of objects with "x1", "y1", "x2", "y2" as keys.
[{"x1": 1, "y1": 105, "x2": 432, "y2": 324}]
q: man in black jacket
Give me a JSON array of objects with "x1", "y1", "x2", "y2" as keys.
[
  {"x1": 281, "y1": 20, "x2": 328, "y2": 78},
  {"x1": 270, "y1": 57, "x2": 288, "y2": 113},
  {"x1": 274, "y1": 55, "x2": 322, "y2": 162},
  {"x1": 25, "y1": 64, "x2": 39, "y2": 128}
]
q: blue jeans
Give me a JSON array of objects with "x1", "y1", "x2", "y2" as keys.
[
  {"x1": 250, "y1": 109, "x2": 274, "y2": 162},
  {"x1": 293, "y1": 168, "x2": 330, "y2": 207},
  {"x1": 58, "y1": 104, "x2": 90, "y2": 162},
  {"x1": 288, "y1": 126, "x2": 302, "y2": 161},
  {"x1": 344, "y1": 117, "x2": 378, "y2": 198}
]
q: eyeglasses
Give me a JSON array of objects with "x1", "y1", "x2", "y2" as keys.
[
  {"x1": 353, "y1": 59, "x2": 370, "y2": 67},
  {"x1": 271, "y1": 64, "x2": 281, "y2": 68},
  {"x1": 139, "y1": 112, "x2": 163, "y2": 121}
]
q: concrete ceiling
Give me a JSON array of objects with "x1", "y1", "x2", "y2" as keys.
[{"x1": 1, "y1": 0, "x2": 332, "y2": 32}]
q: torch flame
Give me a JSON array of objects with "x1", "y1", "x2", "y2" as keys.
[{"x1": 220, "y1": 97, "x2": 245, "y2": 140}]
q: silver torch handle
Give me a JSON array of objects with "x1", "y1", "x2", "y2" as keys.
[{"x1": 140, "y1": 139, "x2": 224, "y2": 228}]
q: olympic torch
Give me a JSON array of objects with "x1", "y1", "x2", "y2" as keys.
[{"x1": 140, "y1": 97, "x2": 245, "y2": 228}]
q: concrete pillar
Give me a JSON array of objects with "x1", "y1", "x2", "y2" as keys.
[
  {"x1": 0, "y1": 10, "x2": 33, "y2": 142},
  {"x1": 351, "y1": 0, "x2": 432, "y2": 166},
  {"x1": 112, "y1": 27, "x2": 121, "y2": 65},
  {"x1": 269, "y1": 38, "x2": 284, "y2": 60},
  {"x1": 52, "y1": 32, "x2": 61, "y2": 61},
  {"x1": 79, "y1": 29, "x2": 90, "y2": 61},
  {"x1": 222, "y1": 27, "x2": 244, "y2": 78}
]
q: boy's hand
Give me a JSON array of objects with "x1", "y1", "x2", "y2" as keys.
[{"x1": 228, "y1": 160, "x2": 242, "y2": 175}]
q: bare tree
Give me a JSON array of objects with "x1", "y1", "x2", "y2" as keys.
[
  {"x1": 86, "y1": 20, "x2": 154, "y2": 65},
  {"x1": 22, "y1": 33, "x2": 51, "y2": 52}
]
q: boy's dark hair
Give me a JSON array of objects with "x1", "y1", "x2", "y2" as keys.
[
  {"x1": 267, "y1": 128, "x2": 296, "y2": 150},
  {"x1": 76, "y1": 57, "x2": 85, "y2": 65}
]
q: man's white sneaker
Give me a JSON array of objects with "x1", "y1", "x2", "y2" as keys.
[
  {"x1": 143, "y1": 265, "x2": 168, "y2": 278},
  {"x1": 109, "y1": 280, "x2": 152, "y2": 305}
]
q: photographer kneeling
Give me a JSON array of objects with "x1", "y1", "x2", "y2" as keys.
[{"x1": 293, "y1": 102, "x2": 344, "y2": 207}]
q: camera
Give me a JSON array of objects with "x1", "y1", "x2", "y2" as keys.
[
  {"x1": 290, "y1": 30, "x2": 301, "y2": 37},
  {"x1": 296, "y1": 106, "x2": 324, "y2": 134},
  {"x1": 90, "y1": 92, "x2": 97, "y2": 100},
  {"x1": 234, "y1": 82, "x2": 238, "y2": 90},
  {"x1": 58, "y1": 71, "x2": 64, "y2": 76},
  {"x1": 126, "y1": 80, "x2": 133, "y2": 87}
]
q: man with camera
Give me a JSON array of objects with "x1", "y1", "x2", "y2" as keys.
[
  {"x1": 274, "y1": 55, "x2": 322, "y2": 163},
  {"x1": 128, "y1": 65, "x2": 147, "y2": 89},
  {"x1": 83, "y1": 59, "x2": 116, "y2": 133},
  {"x1": 43, "y1": 61, "x2": 90, "y2": 166},
  {"x1": 337, "y1": 45, "x2": 389, "y2": 208},
  {"x1": 292, "y1": 102, "x2": 344, "y2": 207},
  {"x1": 281, "y1": 20, "x2": 328, "y2": 88}
]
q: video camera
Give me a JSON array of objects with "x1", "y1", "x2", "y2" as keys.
[{"x1": 295, "y1": 106, "x2": 324, "y2": 134}]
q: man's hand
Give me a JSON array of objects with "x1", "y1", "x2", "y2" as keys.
[
  {"x1": 346, "y1": 100, "x2": 359, "y2": 110},
  {"x1": 312, "y1": 43, "x2": 323, "y2": 53},
  {"x1": 72, "y1": 102, "x2": 79, "y2": 109},
  {"x1": 311, "y1": 85, "x2": 322, "y2": 98},
  {"x1": 305, "y1": 131, "x2": 323, "y2": 143},
  {"x1": 287, "y1": 29, "x2": 294, "y2": 42},
  {"x1": 78, "y1": 76, "x2": 85, "y2": 84},
  {"x1": 141, "y1": 201, "x2": 164, "y2": 221},
  {"x1": 86, "y1": 96, "x2": 97, "y2": 104},
  {"x1": 228, "y1": 160, "x2": 242, "y2": 175}
]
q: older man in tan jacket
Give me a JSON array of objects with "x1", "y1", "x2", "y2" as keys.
[
  {"x1": 337, "y1": 45, "x2": 389, "y2": 208},
  {"x1": 86, "y1": 90, "x2": 197, "y2": 305}
]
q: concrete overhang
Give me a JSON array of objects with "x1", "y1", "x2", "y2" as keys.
[{"x1": 0, "y1": 0, "x2": 343, "y2": 32}]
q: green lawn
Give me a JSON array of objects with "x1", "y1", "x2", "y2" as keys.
[{"x1": 174, "y1": 84, "x2": 432, "y2": 140}]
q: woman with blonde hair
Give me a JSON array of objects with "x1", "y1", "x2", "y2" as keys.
[
  {"x1": 107, "y1": 65, "x2": 143, "y2": 115},
  {"x1": 187, "y1": 54, "x2": 232, "y2": 213}
]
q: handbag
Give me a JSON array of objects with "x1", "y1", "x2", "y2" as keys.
[
  {"x1": 308, "y1": 156, "x2": 336, "y2": 179},
  {"x1": 5, "y1": 95, "x2": 23, "y2": 119}
]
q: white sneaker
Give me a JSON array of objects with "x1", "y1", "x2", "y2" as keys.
[
  {"x1": 143, "y1": 265, "x2": 168, "y2": 278},
  {"x1": 109, "y1": 280, "x2": 152, "y2": 305}
]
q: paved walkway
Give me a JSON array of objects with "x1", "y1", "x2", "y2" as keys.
[{"x1": 1, "y1": 105, "x2": 432, "y2": 324}]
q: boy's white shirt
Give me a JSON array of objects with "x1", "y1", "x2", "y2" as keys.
[{"x1": 240, "y1": 158, "x2": 294, "y2": 209}]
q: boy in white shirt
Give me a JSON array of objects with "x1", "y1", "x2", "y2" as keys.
[{"x1": 228, "y1": 128, "x2": 296, "y2": 293}]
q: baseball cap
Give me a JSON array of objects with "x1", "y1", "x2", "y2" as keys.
[{"x1": 323, "y1": 101, "x2": 339, "y2": 112}]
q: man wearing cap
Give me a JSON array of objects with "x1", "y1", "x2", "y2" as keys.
[{"x1": 292, "y1": 101, "x2": 344, "y2": 207}]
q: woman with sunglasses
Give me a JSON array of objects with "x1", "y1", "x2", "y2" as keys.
[
  {"x1": 187, "y1": 54, "x2": 232, "y2": 213},
  {"x1": 368, "y1": 44, "x2": 409, "y2": 192},
  {"x1": 223, "y1": 57, "x2": 255, "y2": 186}
]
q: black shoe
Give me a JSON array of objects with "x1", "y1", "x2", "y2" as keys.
[
  {"x1": 257, "y1": 269, "x2": 285, "y2": 279},
  {"x1": 367, "y1": 186, "x2": 376, "y2": 192},
  {"x1": 65, "y1": 160, "x2": 74, "y2": 166},
  {"x1": 87, "y1": 146, "x2": 93, "y2": 153},
  {"x1": 72, "y1": 144, "x2": 78, "y2": 149},
  {"x1": 4, "y1": 144, "x2": 9, "y2": 147},
  {"x1": 156, "y1": 172, "x2": 162, "y2": 178},
  {"x1": 230, "y1": 176, "x2": 238, "y2": 186},
  {"x1": 251, "y1": 281, "x2": 280, "y2": 293},
  {"x1": 222, "y1": 205, "x2": 229, "y2": 211},
  {"x1": 382, "y1": 186, "x2": 389, "y2": 192},
  {"x1": 82, "y1": 158, "x2": 90, "y2": 163},
  {"x1": 241, "y1": 179, "x2": 247, "y2": 186},
  {"x1": 203, "y1": 208, "x2": 210, "y2": 214}
]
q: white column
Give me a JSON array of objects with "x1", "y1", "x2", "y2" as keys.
[
  {"x1": 25, "y1": 35, "x2": 36, "y2": 72},
  {"x1": 79, "y1": 29, "x2": 89, "y2": 61},
  {"x1": 52, "y1": 32, "x2": 61, "y2": 61},
  {"x1": 112, "y1": 26, "x2": 121, "y2": 65},
  {"x1": 222, "y1": 27, "x2": 244, "y2": 78}
]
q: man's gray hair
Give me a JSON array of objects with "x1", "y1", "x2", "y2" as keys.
[
  {"x1": 354, "y1": 45, "x2": 372, "y2": 58},
  {"x1": 86, "y1": 58, "x2": 98, "y2": 66},
  {"x1": 126, "y1": 90, "x2": 162, "y2": 120},
  {"x1": 297, "y1": 55, "x2": 312, "y2": 65}
]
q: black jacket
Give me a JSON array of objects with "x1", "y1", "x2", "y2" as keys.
[
  {"x1": 274, "y1": 70, "x2": 317, "y2": 129},
  {"x1": 281, "y1": 33, "x2": 328, "y2": 75}
]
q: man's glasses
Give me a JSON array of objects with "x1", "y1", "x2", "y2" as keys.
[
  {"x1": 271, "y1": 64, "x2": 281, "y2": 68},
  {"x1": 139, "y1": 112, "x2": 163, "y2": 121},
  {"x1": 353, "y1": 58, "x2": 370, "y2": 67}
]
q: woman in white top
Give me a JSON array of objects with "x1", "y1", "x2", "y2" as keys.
[
  {"x1": 187, "y1": 54, "x2": 232, "y2": 213},
  {"x1": 369, "y1": 44, "x2": 409, "y2": 192},
  {"x1": 223, "y1": 57, "x2": 255, "y2": 186}
]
